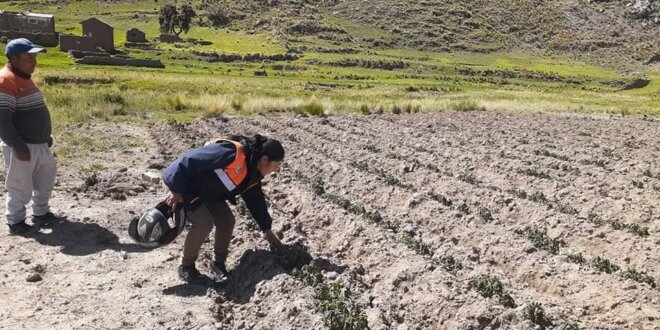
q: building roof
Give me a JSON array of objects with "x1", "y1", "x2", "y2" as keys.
[
  {"x1": 26, "y1": 12, "x2": 54, "y2": 18},
  {"x1": 0, "y1": 10, "x2": 54, "y2": 18}
]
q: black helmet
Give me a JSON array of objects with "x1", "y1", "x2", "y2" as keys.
[{"x1": 128, "y1": 201, "x2": 186, "y2": 248}]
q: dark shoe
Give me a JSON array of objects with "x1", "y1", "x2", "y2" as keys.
[
  {"x1": 32, "y1": 212, "x2": 63, "y2": 227},
  {"x1": 211, "y1": 261, "x2": 230, "y2": 281},
  {"x1": 178, "y1": 265, "x2": 208, "y2": 285},
  {"x1": 8, "y1": 221, "x2": 39, "y2": 235}
]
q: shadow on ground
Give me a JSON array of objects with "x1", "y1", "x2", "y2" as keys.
[{"x1": 32, "y1": 217, "x2": 152, "y2": 256}]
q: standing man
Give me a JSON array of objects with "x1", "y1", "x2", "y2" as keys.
[{"x1": 0, "y1": 38, "x2": 57, "y2": 235}]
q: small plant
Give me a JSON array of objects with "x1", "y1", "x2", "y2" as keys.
[
  {"x1": 556, "y1": 202, "x2": 578, "y2": 215},
  {"x1": 533, "y1": 149, "x2": 570, "y2": 162},
  {"x1": 450, "y1": 100, "x2": 485, "y2": 112},
  {"x1": 559, "y1": 321, "x2": 580, "y2": 330},
  {"x1": 101, "y1": 92, "x2": 126, "y2": 105},
  {"x1": 498, "y1": 293, "x2": 516, "y2": 308},
  {"x1": 400, "y1": 232, "x2": 434, "y2": 257},
  {"x1": 620, "y1": 268, "x2": 657, "y2": 288},
  {"x1": 359, "y1": 104, "x2": 370, "y2": 115},
  {"x1": 470, "y1": 275, "x2": 504, "y2": 298},
  {"x1": 520, "y1": 168, "x2": 552, "y2": 180},
  {"x1": 457, "y1": 203, "x2": 471, "y2": 215},
  {"x1": 431, "y1": 193, "x2": 453, "y2": 207},
  {"x1": 167, "y1": 95, "x2": 187, "y2": 111},
  {"x1": 315, "y1": 282, "x2": 369, "y2": 330},
  {"x1": 520, "y1": 227, "x2": 564, "y2": 254},
  {"x1": 566, "y1": 253, "x2": 586, "y2": 264},
  {"x1": 230, "y1": 99, "x2": 243, "y2": 111},
  {"x1": 632, "y1": 180, "x2": 644, "y2": 189},
  {"x1": 350, "y1": 161, "x2": 369, "y2": 171},
  {"x1": 479, "y1": 207, "x2": 493, "y2": 222},
  {"x1": 311, "y1": 177, "x2": 325, "y2": 196},
  {"x1": 579, "y1": 159, "x2": 606, "y2": 167},
  {"x1": 522, "y1": 302, "x2": 553, "y2": 329},
  {"x1": 293, "y1": 263, "x2": 368, "y2": 330},
  {"x1": 627, "y1": 223, "x2": 650, "y2": 237},
  {"x1": 469, "y1": 275, "x2": 516, "y2": 308},
  {"x1": 588, "y1": 213, "x2": 650, "y2": 237},
  {"x1": 590, "y1": 256, "x2": 620, "y2": 274},
  {"x1": 364, "y1": 144, "x2": 379, "y2": 153},
  {"x1": 587, "y1": 213, "x2": 605, "y2": 226},
  {"x1": 373, "y1": 168, "x2": 408, "y2": 188},
  {"x1": 326, "y1": 193, "x2": 353, "y2": 211},
  {"x1": 528, "y1": 191, "x2": 549, "y2": 204},
  {"x1": 458, "y1": 172, "x2": 478, "y2": 184},
  {"x1": 506, "y1": 188, "x2": 528, "y2": 199},
  {"x1": 293, "y1": 102, "x2": 324, "y2": 116},
  {"x1": 439, "y1": 255, "x2": 463, "y2": 273}
]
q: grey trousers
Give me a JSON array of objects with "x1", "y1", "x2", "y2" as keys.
[
  {"x1": 181, "y1": 199, "x2": 236, "y2": 267},
  {"x1": 2, "y1": 143, "x2": 56, "y2": 225}
]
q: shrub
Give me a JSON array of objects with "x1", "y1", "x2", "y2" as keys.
[
  {"x1": 439, "y1": 255, "x2": 463, "y2": 273},
  {"x1": 621, "y1": 268, "x2": 656, "y2": 288},
  {"x1": 479, "y1": 207, "x2": 493, "y2": 222},
  {"x1": 101, "y1": 92, "x2": 126, "y2": 105},
  {"x1": 449, "y1": 100, "x2": 485, "y2": 112},
  {"x1": 359, "y1": 104, "x2": 370, "y2": 115},
  {"x1": 167, "y1": 95, "x2": 187, "y2": 111},
  {"x1": 292, "y1": 102, "x2": 324, "y2": 116},
  {"x1": 470, "y1": 275, "x2": 516, "y2": 308},
  {"x1": 206, "y1": 2, "x2": 230, "y2": 27},
  {"x1": 400, "y1": 232, "x2": 433, "y2": 257},
  {"x1": 519, "y1": 227, "x2": 564, "y2": 254},
  {"x1": 590, "y1": 256, "x2": 620, "y2": 274},
  {"x1": 522, "y1": 302, "x2": 553, "y2": 329},
  {"x1": 566, "y1": 253, "x2": 586, "y2": 264}
]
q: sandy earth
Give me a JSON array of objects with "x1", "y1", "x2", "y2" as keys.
[{"x1": 1, "y1": 111, "x2": 659, "y2": 329}]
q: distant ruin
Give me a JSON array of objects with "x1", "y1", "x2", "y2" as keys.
[
  {"x1": 60, "y1": 17, "x2": 114, "y2": 52},
  {"x1": 0, "y1": 11, "x2": 58, "y2": 46},
  {"x1": 126, "y1": 28, "x2": 147, "y2": 43}
]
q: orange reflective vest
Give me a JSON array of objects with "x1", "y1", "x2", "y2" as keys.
[{"x1": 206, "y1": 139, "x2": 248, "y2": 191}]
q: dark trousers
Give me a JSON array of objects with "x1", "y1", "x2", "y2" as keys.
[{"x1": 181, "y1": 199, "x2": 235, "y2": 267}]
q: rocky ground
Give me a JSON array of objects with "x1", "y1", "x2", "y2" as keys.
[{"x1": 1, "y1": 111, "x2": 659, "y2": 329}]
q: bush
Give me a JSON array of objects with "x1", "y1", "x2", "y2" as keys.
[
  {"x1": 522, "y1": 302, "x2": 553, "y2": 329},
  {"x1": 449, "y1": 100, "x2": 485, "y2": 111},
  {"x1": 206, "y1": 3, "x2": 230, "y2": 27},
  {"x1": 101, "y1": 92, "x2": 126, "y2": 105},
  {"x1": 167, "y1": 95, "x2": 187, "y2": 111},
  {"x1": 292, "y1": 102, "x2": 324, "y2": 116},
  {"x1": 359, "y1": 104, "x2": 370, "y2": 115},
  {"x1": 519, "y1": 227, "x2": 564, "y2": 255}
]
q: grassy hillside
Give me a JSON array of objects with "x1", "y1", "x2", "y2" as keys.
[{"x1": 2, "y1": 0, "x2": 660, "y2": 125}]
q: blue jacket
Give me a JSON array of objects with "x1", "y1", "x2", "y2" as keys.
[{"x1": 162, "y1": 140, "x2": 273, "y2": 231}]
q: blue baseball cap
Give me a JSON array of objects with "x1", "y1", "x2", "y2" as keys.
[{"x1": 5, "y1": 38, "x2": 46, "y2": 57}]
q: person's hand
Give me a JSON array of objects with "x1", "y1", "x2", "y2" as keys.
[
  {"x1": 264, "y1": 229, "x2": 283, "y2": 249},
  {"x1": 165, "y1": 191, "x2": 183, "y2": 209},
  {"x1": 16, "y1": 149, "x2": 30, "y2": 162}
]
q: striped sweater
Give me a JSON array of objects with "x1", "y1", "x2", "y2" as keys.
[{"x1": 0, "y1": 64, "x2": 51, "y2": 152}]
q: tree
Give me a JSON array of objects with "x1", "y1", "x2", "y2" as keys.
[
  {"x1": 158, "y1": 4, "x2": 197, "y2": 36},
  {"x1": 206, "y1": 1, "x2": 230, "y2": 27}
]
